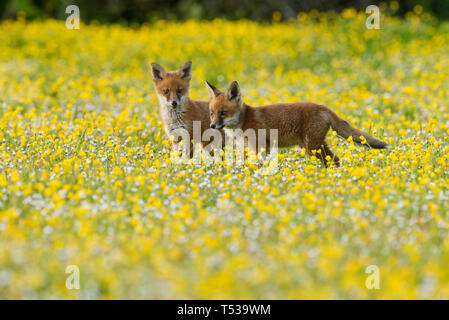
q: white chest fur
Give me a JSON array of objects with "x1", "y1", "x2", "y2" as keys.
[{"x1": 158, "y1": 96, "x2": 188, "y2": 137}]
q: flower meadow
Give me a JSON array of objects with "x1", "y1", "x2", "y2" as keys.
[{"x1": 1, "y1": 8, "x2": 449, "y2": 299}]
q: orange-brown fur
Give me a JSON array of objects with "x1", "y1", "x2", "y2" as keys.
[
  {"x1": 206, "y1": 81, "x2": 389, "y2": 167},
  {"x1": 151, "y1": 61, "x2": 224, "y2": 156}
]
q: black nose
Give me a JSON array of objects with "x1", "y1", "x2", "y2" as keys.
[
  {"x1": 210, "y1": 124, "x2": 216, "y2": 129},
  {"x1": 171, "y1": 101, "x2": 178, "y2": 107}
]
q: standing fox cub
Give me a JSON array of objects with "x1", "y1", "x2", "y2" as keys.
[
  {"x1": 205, "y1": 80, "x2": 389, "y2": 167},
  {"x1": 151, "y1": 61, "x2": 223, "y2": 156}
]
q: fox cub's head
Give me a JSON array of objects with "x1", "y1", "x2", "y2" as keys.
[
  {"x1": 205, "y1": 81, "x2": 243, "y2": 130},
  {"x1": 151, "y1": 61, "x2": 192, "y2": 109}
]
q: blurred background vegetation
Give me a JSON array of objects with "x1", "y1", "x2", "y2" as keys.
[{"x1": 0, "y1": 0, "x2": 448, "y2": 23}]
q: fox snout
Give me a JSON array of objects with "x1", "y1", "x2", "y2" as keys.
[
  {"x1": 167, "y1": 91, "x2": 182, "y2": 108},
  {"x1": 167, "y1": 96, "x2": 180, "y2": 108},
  {"x1": 210, "y1": 120, "x2": 224, "y2": 130}
]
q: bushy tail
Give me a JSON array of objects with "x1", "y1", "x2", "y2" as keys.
[{"x1": 326, "y1": 109, "x2": 389, "y2": 149}]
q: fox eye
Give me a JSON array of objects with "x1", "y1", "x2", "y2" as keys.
[
  {"x1": 220, "y1": 111, "x2": 227, "y2": 116},
  {"x1": 177, "y1": 88, "x2": 182, "y2": 94},
  {"x1": 163, "y1": 89, "x2": 169, "y2": 95}
]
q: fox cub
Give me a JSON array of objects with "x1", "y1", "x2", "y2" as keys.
[
  {"x1": 151, "y1": 61, "x2": 223, "y2": 156},
  {"x1": 205, "y1": 80, "x2": 388, "y2": 167}
]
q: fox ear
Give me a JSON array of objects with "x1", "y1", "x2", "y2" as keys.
[
  {"x1": 151, "y1": 62, "x2": 167, "y2": 81},
  {"x1": 227, "y1": 81, "x2": 241, "y2": 101},
  {"x1": 179, "y1": 61, "x2": 192, "y2": 80},
  {"x1": 205, "y1": 81, "x2": 222, "y2": 100}
]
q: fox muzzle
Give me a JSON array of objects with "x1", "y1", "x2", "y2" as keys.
[{"x1": 210, "y1": 120, "x2": 224, "y2": 130}]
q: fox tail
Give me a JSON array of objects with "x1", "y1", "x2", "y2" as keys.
[{"x1": 326, "y1": 109, "x2": 389, "y2": 149}]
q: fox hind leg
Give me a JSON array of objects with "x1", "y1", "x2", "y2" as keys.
[
  {"x1": 305, "y1": 141, "x2": 340, "y2": 168},
  {"x1": 322, "y1": 142, "x2": 340, "y2": 167}
]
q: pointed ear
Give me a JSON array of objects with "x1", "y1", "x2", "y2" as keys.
[
  {"x1": 227, "y1": 81, "x2": 241, "y2": 101},
  {"x1": 151, "y1": 62, "x2": 167, "y2": 81},
  {"x1": 205, "y1": 81, "x2": 222, "y2": 100},
  {"x1": 178, "y1": 61, "x2": 192, "y2": 80}
]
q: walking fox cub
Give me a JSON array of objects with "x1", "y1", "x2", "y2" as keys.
[
  {"x1": 151, "y1": 61, "x2": 223, "y2": 156},
  {"x1": 205, "y1": 80, "x2": 389, "y2": 167}
]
